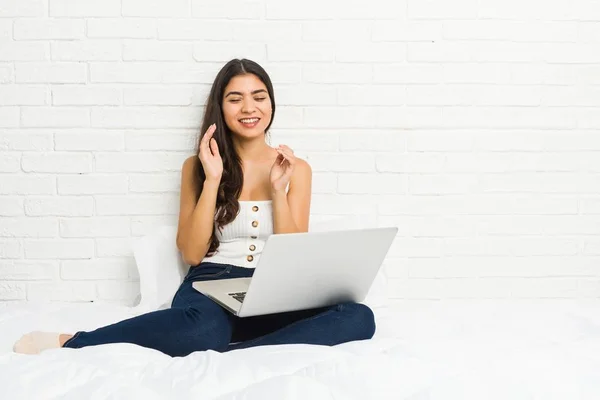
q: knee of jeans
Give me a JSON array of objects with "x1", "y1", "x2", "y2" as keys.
[
  {"x1": 184, "y1": 307, "x2": 231, "y2": 352},
  {"x1": 338, "y1": 302, "x2": 376, "y2": 340}
]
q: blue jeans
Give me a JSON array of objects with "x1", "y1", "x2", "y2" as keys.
[{"x1": 63, "y1": 262, "x2": 376, "y2": 357}]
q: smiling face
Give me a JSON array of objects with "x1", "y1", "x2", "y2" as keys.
[{"x1": 222, "y1": 73, "x2": 273, "y2": 140}]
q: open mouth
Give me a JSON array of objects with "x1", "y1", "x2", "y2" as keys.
[{"x1": 238, "y1": 117, "x2": 260, "y2": 128}]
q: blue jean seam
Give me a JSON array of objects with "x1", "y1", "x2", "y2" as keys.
[
  {"x1": 173, "y1": 268, "x2": 233, "y2": 309},
  {"x1": 186, "y1": 265, "x2": 231, "y2": 281},
  {"x1": 62, "y1": 331, "x2": 82, "y2": 348}
]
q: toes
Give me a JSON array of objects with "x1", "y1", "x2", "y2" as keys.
[{"x1": 13, "y1": 334, "x2": 39, "y2": 355}]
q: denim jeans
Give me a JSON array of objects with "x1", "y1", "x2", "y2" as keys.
[{"x1": 63, "y1": 262, "x2": 376, "y2": 357}]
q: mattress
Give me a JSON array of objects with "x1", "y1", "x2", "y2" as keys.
[{"x1": 1, "y1": 299, "x2": 600, "y2": 399}]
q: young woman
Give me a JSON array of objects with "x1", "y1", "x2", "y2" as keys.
[{"x1": 13, "y1": 59, "x2": 376, "y2": 357}]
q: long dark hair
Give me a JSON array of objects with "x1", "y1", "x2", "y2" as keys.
[{"x1": 192, "y1": 59, "x2": 276, "y2": 256}]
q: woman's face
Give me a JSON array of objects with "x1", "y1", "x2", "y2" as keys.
[{"x1": 222, "y1": 73, "x2": 272, "y2": 140}]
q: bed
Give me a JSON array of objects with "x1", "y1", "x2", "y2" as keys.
[
  {"x1": 3, "y1": 222, "x2": 600, "y2": 398},
  {"x1": 2, "y1": 298, "x2": 600, "y2": 399}
]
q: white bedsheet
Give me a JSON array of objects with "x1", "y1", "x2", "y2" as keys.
[{"x1": 1, "y1": 299, "x2": 600, "y2": 399}]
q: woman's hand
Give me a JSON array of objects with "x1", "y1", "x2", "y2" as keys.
[
  {"x1": 198, "y1": 123, "x2": 223, "y2": 183},
  {"x1": 270, "y1": 144, "x2": 296, "y2": 193}
]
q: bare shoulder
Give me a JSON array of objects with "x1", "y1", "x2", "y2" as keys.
[
  {"x1": 294, "y1": 157, "x2": 312, "y2": 177},
  {"x1": 180, "y1": 155, "x2": 200, "y2": 194},
  {"x1": 182, "y1": 155, "x2": 197, "y2": 171},
  {"x1": 291, "y1": 157, "x2": 312, "y2": 185},
  {"x1": 182, "y1": 155, "x2": 201, "y2": 178}
]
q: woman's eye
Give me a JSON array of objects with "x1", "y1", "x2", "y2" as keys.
[{"x1": 229, "y1": 97, "x2": 266, "y2": 103}]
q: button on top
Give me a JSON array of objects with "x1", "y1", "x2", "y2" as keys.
[
  {"x1": 249, "y1": 244, "x2": 256, "y2": 251},
  {"x1": 252, "y1": 220, "x2": 259, "y2": 228},
  {"x1": 247, "y1": 255, "x2": 254, "y2": 262},
  {"x1": 252, "y1": 205, "x2": 259, "y2": 212}
]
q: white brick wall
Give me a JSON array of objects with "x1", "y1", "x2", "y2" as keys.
[{"x1": 1, "y1": 0, "x2": 599, "y2": 305}]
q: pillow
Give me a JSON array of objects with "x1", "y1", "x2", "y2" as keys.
[
  {"x1": 132, "y1": 215, "x2": 389, "y2": 313},
  {"x1": 132, "y1": 225, "x2": 187, "y2": 312}
]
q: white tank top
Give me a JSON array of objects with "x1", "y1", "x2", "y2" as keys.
[{"x1": 201, "y1": 200, "x2": 274, "y2": 268}]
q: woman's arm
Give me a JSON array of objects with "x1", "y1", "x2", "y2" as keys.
[
  {"x1": 176, "y1": 156, "x2": 219, "y2": 265},
  {"x1": 272, "y1": 158, "x2": 312, "y2": 234}
]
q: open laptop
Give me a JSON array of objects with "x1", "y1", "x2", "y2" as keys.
[{"x1": 192, "y1": 227, "x2": 398, "y2": 317}]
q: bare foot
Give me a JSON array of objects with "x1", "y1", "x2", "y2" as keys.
[
  {"x1": 59, "y1": 334, "x2": 74, "y2": 347},
  {"x1": 13, "y1": 331, "x2": 62, "y2": 354}
]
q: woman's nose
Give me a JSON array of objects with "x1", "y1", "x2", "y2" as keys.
[{"x1": 241, "y1": 100, "x2": 255, "y2": 113}]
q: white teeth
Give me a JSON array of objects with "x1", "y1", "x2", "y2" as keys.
[{"x1": 240, "y1": 118, "x2": 259, "y2": 123}]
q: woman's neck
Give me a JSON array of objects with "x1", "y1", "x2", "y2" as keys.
[{"x1": 232, "y1": 135, "x2": 273, "y2": 163}]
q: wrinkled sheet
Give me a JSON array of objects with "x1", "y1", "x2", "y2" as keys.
[{"x1": 1, "y1": 299, "x2": 600, "y2": 399}]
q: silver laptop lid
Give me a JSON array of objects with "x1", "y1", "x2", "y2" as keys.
[{"x1": 238, "y1": 227, "x2": 398, "y2": 317}]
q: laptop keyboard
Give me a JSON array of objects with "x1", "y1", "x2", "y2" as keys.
[{"x1": 228, "y1": 291, "x2": 246, "y2": 303}]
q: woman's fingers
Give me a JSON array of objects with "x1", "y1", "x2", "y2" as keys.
[
  {"x1": 277, "y1": 144, "x2": 294, "y2": 154},
  {"x1": 201, "y1": 123, "x2": 217, "y2": 157},
  {"x1": 279, "y1": 144, "x2": 294, "y2": 153},
  {"x1": 203, "y1": 124, "x2": 215, "y2": 143},
  {"x1": 277, "y1": 145, "x2": 296, "y2": 165},
  {"x1": 205, "y1": 124, "x2": 216, "y2": 144},
  {"x1": 273, "y1": 152, "x2": 283, "y2": 166},
  {"x1": 276, "y1": 150, "x2": 286, "y2": 165},
  {"x1": 210, "y1": 137, "x2": 220, "y2": 157},
  {"x1": 278, "y1": 144, "x2": 294, "y2": 158}
]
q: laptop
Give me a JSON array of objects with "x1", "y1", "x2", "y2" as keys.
[{"x1": 192, "y1": 226, "x2": 398, "y2": 317}]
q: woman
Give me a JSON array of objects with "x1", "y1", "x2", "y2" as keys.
[{"x1": 13, "y1": 59, "x2": 376, "y2": 357}]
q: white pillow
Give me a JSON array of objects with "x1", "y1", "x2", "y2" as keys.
[
  {"x1": 132, "y1": 225, "x2": 187, "y2": 312},
  {"x1": 132, "y1": 215, "x2": 388, "y2": 313}
]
